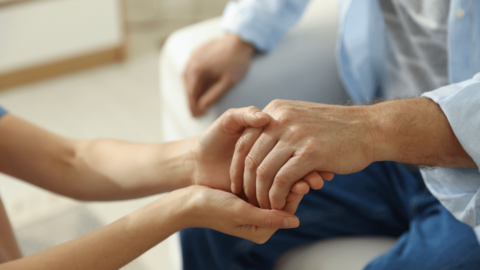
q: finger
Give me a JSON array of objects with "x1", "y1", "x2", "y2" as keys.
[
  {"x1": 183, "y1": 68, "x2": 206, "y2": 117},
  {"x1": 243, "y1": 204, "x2": 300, "y2": 229},
  {"x1": 269, "y1": 156, "x2": 316, "y2": 210},
  {"x1": 286, "y1": 180, "x2": 309, "y2": 202},
  {"x1": 197, "y1": 76, "x2": 234, "y2": 114},
  {"x1": 286, "y1": 192, "x2": 300, "y2": 202},
  {"x1": 244, "y1": 133, "x2": 277, "y2": 207},
  {"x1": 230, "y1": 127, "x2": 263, "y2": 194},
  {"x1": 283, "y1": 194, "x2": 304, "y2": 215},
  {"x1": 319, "y1": 171, "x2": 335, "y2": 181},
  {"x1": 256, "y1": 141, "x2": 295, "y2": 209},
  {"x1": 218, "y1": 106, "x2": 269, "y2": 136},
  {"x1": 303, "y1": 171, "x2": 325, "y2": 190},
  {"x1": 290, "y1": 180, "x2": 309, "y2": 195}
]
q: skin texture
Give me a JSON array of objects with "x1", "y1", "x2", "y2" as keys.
[
  {"x1": 0, "y1": 107, "x2": 305, "y2": 268},
  {"x1": 0, "y1": 185, "x2": 301, "y2": 270},
  {"x1": 183, "y1": 34, "x2": 255, "y2": 117},
  {"x1": 191, "y1": 106, "x2": 310, "y2": 203},
  {"x1": 232, "y1": 98, "x2": 475, "y2": 210}
]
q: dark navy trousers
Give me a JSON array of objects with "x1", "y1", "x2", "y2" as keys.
[{"x1": 181, "y1": 162, "x2": 480, "y2": 270}]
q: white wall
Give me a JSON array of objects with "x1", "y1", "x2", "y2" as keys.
[{"x1": 0, "y1": 0, "x2": 124, "y2": 73}]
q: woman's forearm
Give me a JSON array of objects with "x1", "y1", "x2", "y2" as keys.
[
  {"x1": 0, "y1": 191, "x2": 187, "y2": 270},
  {"x1": 0, "y1": 115, "x2": 195, "y2": 201},
  {"x1": 70, "y1": 137, "x2": 196, "y2": 200}
]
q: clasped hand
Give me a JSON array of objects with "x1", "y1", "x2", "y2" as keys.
[
  {"x1": 186, "y1": 106, "x2": 312, "y2": 243},
  {"x1": 187, "y1": 100, "x2": 377, "y2": 243},
  {"x1": 230, "y1": 100, "x2": 378, "y2": 210}
]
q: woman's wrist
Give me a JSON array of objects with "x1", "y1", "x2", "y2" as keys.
[
  {"x1": 158, "y1": 187, "x2": 199, "y2": 229},
  {"x1": 152, "y1": 137, "x2": 197, "y2": 190},
  {"x1": 128, "y1": 189, "x2": 193, "y2": 236},
  {"x1": 177, "y1": 137, "x2": 198, "y2": 187}
]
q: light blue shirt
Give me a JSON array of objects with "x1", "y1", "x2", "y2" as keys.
[{"x1": 222, "y1": 0, "x2": 480, "y2": 234}]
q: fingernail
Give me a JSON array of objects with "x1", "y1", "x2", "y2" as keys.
[
  {"x1": 283, "y1": 217, "x2": 299, "y2": 228},
  {"x1": 254, "y1": 111, "x2": 264, "y2": 119}
]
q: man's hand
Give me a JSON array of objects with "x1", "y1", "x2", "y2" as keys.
[
  {"x1": 183, "y1": 34, "x2": 255, "y2": 117},
  {"x1": 190, "y1": 106, "x2": 310, "y2": 200},
  {"x1": 230, "y1": 98, "x2": 477, "y2": 210},
  {"x1": 230, "y1": 100, "x2": 374, "y2": 210}
]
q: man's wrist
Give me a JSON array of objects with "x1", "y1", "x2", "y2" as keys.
[
  {"x1": 364, "y1": 102, "x2": 397, "y2": 163},
  {"x1": 225, "y1": 33, "x2": 255, "y2": 57},
  {"x1": 365, "y1": 98, "x2": 475, "y2": 168}
]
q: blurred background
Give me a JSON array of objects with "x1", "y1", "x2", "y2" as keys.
[{"x1": 0, "y1": 0, "x2": 229, "y2": 269}]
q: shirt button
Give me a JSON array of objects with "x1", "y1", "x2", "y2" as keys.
[{"x1": 456, "y1": 8, "x2": 465, "y2": 18}]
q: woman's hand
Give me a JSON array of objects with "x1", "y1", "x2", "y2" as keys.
[
  {"x1": 175, "y1": 185, "x2": 302, "y2": 244},
  {"x1": 190, "y1": 106, "x2": 269, "y2": 192},
  {"x1": 190, "y1": 106, "x2": 310, "y2": 198}
]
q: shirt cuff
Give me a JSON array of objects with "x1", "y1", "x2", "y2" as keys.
[
  {"x1": 422, "y1": 73, "x2": 480, "y2": 168},
  {"x1": 420, "y1": 72, "x2": 480, "y2": 227},
  {"x1": 221, "y1": 2, "x2": 287, "y2": 52},
  {"x1": 421, "y1": 168, "x2": 480, "y2": 227}
]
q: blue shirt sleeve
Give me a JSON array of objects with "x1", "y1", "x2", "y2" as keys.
[
  {"x1": 221, "y1": 0, "x2": 311, "y2": 52},
  {"x1": 421, "y1": 72, "x2": 480, "y2": 228},
  {"x1": 0, "y1": 105, "x2": 7, "y2": 119}
]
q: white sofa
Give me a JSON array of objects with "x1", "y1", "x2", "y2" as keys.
[{"x1": 159, "y1": 0, "x2": 397, "y2": 269}]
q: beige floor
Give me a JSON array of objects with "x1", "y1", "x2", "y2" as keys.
[{"x1": 0, "y1": 0, "x2": 228, "y2": 269}]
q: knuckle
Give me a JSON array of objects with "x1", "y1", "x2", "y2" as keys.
[
  {"x1": 235, "y1": 137, "x2": 246, "y2": 153},
  {"x1": 274, "y1": 173, "x2": 289, "y2": 188},
  {"x1": 264, "y1": 99, "x2": 283, "y2": 111},
  {"x1": 262, "y1": 215, "x2": 277, "y2": 229},
  {"x1": 281, "y1": 129, "x2": 298, "y2": 142},
  {"x1": 224, "y1": 108, "x2": 235, "y2": 118},
  {"x1": 245, "y1": 155, "x2": 258, "y2": 172},
  {"x1": 256, "y1": 165, "x2": 269, "y2": 181},
  {"x1": 301, "y1": 148, "x2": 316, "y2": 160},
  {"x1": 247, "y1": 106, "x2": 259, "y2": 114},
  {"x1": 271, "y1": 99, "x2": 285, "y2": 107}
]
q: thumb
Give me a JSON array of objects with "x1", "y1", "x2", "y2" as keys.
[
  {"x1": 244, "y1": 205, "x2": 299, "y2": 229},
  {"x1": 319, "y1": 171, "x2": 335, "y2": 181},
  {"x1": 184, "y1": 68, "x2": 206, "y2": 117},
  {"x1": 197, "y1": 76, "x2": 233, "y2": 114},
  {"x1": 217, "y1": 106, "x2": 270, "y2": 135}
]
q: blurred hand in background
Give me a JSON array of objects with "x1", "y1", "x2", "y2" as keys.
[{"x1": 183, "y1": 34, "x2": 255, "y2": 117}]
